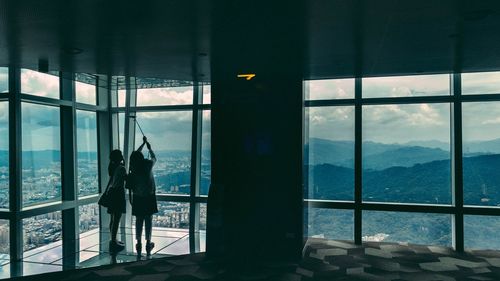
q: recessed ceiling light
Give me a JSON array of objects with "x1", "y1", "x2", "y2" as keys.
[{"x1": 62, "y1": 47, "x2": 83, "y2": 55}]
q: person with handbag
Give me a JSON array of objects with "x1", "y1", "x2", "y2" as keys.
[
  {"x1": 98, "y1": 149, "x2": 127, "y2": 253},
  {"x1": 127, "y1": 136, "x2": 158, "y2": 257}
]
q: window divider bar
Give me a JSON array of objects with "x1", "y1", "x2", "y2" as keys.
[
  {"x1": 354, "y1": 77, "x2": 362, "y2": 245},
  {"x1": 452, "y1": 73, "x2": 464, "y2": 252},
  {"x1": 9, "y1": 67, "x2": 22, "y2": 261},
  {"x1": 189, "y1": 82, "x2": 202, "y2": 253}
]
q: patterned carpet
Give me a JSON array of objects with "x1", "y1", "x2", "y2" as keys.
[{"x1": 11, "y1": 238, "x2": 500, "y2": 280}]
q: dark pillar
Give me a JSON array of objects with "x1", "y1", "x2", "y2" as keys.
[{"x1": 208, "y1": 0, "x2": 306, "y2": 262}]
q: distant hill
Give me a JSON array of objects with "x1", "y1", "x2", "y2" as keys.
[
  {"x1": 308, "y1": 154, "x2": 500, "y2": 206},
  {"x1": 362, "y1": 146, "x2": 449, "y2": 170}
]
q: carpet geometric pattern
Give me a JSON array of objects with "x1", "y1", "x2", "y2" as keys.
[{"x1": 12, "y1": 238, "x2": 500, "y2": 280}]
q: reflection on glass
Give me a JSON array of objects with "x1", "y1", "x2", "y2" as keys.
[
  {"x1": 134, "y1": 111, "x2": 192, "y2": 195},
  {"x1": 362, "y1": 103, "x2": 451, "y2": 204},
  {"x1": 465, "y1": 215, "x2": 500, "y2": 250},
  {"x1": 363, "y1": 211, "x2": 451, "y2": 246},
  {"x1": 118, "y1": 113, "x2": 125, "y2": 152},
  {"x1": 76, "y1": 111, "x2": 98, "y2": 197},
  {"x1": 118, "y1": 90, "x2": 126, "y2": 107},
  {"x1": 462, "y1": 102, "x2": 500, "y2": 206},
  {"x1": 23, "y1": 212, "x2": 62, "y2": 253},
  {"x1": 0, "y1": 220, "x2": 8, "y2": 258},
  {"x1": 307, "y1": 208, "x2": 353, "y2": 240},
  {"x1": 305, "y1": 106, "x2": 354, "y2": 201},
  {"x1": 153, "y1": 202, "x2": 190, "y2": 230},
  {"x1": 79, "y1": 204, "x2": 99, "y2": 234},
  {"x1": 75, "y1": 81, "x2": 96, "y2": 105},
  {"x1": 22, "y1": 103, "x2": 61, "y2": 207},
  {"x1": 305, "y1": 79, "x2": 354, "y2": 100},
  {"x1": 202, "y1": 84, "x2": 211, "y2": 104},
  {"x1": 199, "y1": 203, "x2": 207, "y2": 231},
  {"x1": 462, "y1": 71, "x2": 500, "y2": 95},
  {"x1": 79, "y1": 204, "x2": 99, "y2": 254},
  {"x1": 0, "y1": 67, "x2": 8, "y2": 93},
  {"x1": 363, "y1": 74, "x2": 449, "y2": 98},
  {"x1": 200, "y1": 111, "x2": 211, "y2": 196},
  {"x1": 0, "y1": 103, "x2": 8, "y2": 209},
  {"x1": 137, "y1": 86, "x2": 193, "y2": 106},
  {"x1": 21, "y1": 69, "x2": 59, "y2": 99}
]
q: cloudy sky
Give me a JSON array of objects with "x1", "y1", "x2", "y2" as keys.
[
  {"x1": 2, "y1": 70, "x2": 500, "y2": 151},
  {"x1": 307, "y1": 72, "x2": 500, "y2": 144}
]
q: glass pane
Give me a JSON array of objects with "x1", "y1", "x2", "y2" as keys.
[
  {"x1": 79, "y1": 204, "x2": 100, "y2": 254},
  {"x1": 137, "y1": 86, "x2": 193, "y2": 106},
  {"x1": 199, "y1": 203, "x2": 207, "y2": 231},
  {"x1": 305, "y1": 106, "x2": 354, "y2": 201},
  {"x1": 118, "y1": 90, "x2": 126, "y2": 107},
  {"x1": 200, "y1": 110, "x2": 211, "y2": 196},
  {"x1": 23, "y1": 212, "x2": 62, "y2": 262},
  {"x1": 75, "y1": 81, "x2": 96, "y2": 105},
  {"x1": 362, "y1": 103, "x2": 451, "y2": 204},
  {"x1": 462, "y1": 71, "x2": 500, "y2": 95},
  {"x1": 305, "y1": 78, "x2": 355, "y2": 100},
  {"x1": 465, "y1": 215, "x2": 500, "y2": 250},
  {"x1": 363, "y1": 74, "x2": 449, "y2": 98},
  {"x1": 363, "y1": 211, "x2": 451, "y2": 246},
  {"x1": 0, "y1": 67, "x2": 8, "y2": 93},
  {"x1": 22, "y1": 103, "x2": 61, "y2": 207},
  {"x1": 307, "y1": 208, "x2": 353, "y2": 240},
  {"x1": 0, "y1": 220, "x2": 8, "y2": 259},
  {"x1": 79, "y1": 203, "x2": 100, "y2": 234},
  {"x1": 462, "y1": 102, "x2": 500, "y2": 206},
  {"x1": 21, "y1": 69, "x2": 59, "y2": 99},
  {"x1": 118, "y1": 113, "x2": 125, "y2": 152},
  {"x1": 134, "y1": 111, "x2": 192, "y2": 195},
  {"x1": 153, "y1": 202, "x2": 190, "y2": 230},
  {"x1": 76, "y1": 111, "x2": 98, "y2": 197},
  {"x1": 202, "y1": 84, "x2": 211, "y2": 104},
  {"x1": 0, "y1": 102, "x2": 8, "y2": 209}
]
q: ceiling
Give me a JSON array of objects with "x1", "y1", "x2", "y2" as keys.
[{"x1": 0, "y1": 0, "x2": 500, "y2": 81}]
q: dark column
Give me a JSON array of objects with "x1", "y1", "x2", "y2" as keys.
[
  {"x1": 208, "y1": 0, "x2": 306, "y2": 262},
  {"x1": 60, "y1": 72, "x2": 79, "y2": 268}
]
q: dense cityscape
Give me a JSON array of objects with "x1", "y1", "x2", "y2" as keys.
[{"x1": 0, "y1": 152, "x2": 209, "y2": 255}]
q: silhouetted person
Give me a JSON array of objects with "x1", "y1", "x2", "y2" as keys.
[
  {"x1": 128, "y1": 136, "x2": 158, "y2": 257},
  {"x1": 99, "y1": 149, "x2": 126, "y2": 253}
]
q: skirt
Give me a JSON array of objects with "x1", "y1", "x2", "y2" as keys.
[{"x1": 132, "y1": 195, "x2": 158, "y2": 216}]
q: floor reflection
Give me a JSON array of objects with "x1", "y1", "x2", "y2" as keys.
[{"x1": 0, "y1": 228, "x2": 206, "y2": 280}]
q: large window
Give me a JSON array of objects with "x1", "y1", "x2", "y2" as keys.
[
  {"x1": 23, "y1": 212, "x2": 62, "y2": 262},
  {"x1": 305, "y1": 106, "x2": 354, "y2": 201},
  {"x1": 76, "y1": 110, "x2": 98, "y2": 197},
  {"x1": 76, "y1": 80, "x2": 97, "y2": 105},
  {"x1": 362, "y1": 103, "x2": 451, "y2": 204},
  {"x1": 137, "y1": 86, "x2": 193, "y2": 106},
  {"x1": 22, "y1": 103, "x2": 61, "y2": 207},
  {"x1": 0, "y1": 67, "x2": 8, "y2": 93},
  {"x1": 134, "y1": 111, "x2": 193, "y2": 195},
  {"x1": 305, "y1": 72, "x2": 500, "y2": 250},
  {"x1": 21, "y1": 69, "x2": 60, "y2": 99}
]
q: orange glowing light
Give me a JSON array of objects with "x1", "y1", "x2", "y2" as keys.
[{"x1": 237, "y1": 74, "x2": 256, "y2": 80}]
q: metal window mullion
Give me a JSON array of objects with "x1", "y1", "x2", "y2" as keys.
[
  {"x1": 60, "y1": 72, "x2": 79, "y2": 267},
  {"x1": 9, "y1": 67, "x2": 22, "y2": 262},
  {"x1": 97, "y1": 75, "x2": 112, "y2": 252},
  {"x1": 452, "y1": 73, "x2": 464, "y2": 252},
  {"x1": 189, "y1": 82, "x2": 202, "y2": 253},
  {"x1": 354, "y1": 77, "x2": 362, "y2": 244}
]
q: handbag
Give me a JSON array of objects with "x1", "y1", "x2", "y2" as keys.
[
  {"x1": 98, "y1": 165, "x2": 120, "y2": 208},
  {"x1": 98, "y1": 179, "x2": 113, "y2": 208}
]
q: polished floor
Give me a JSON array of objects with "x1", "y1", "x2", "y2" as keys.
[
  {"x1": 10, "y1": 238, "x2": 500, "y2": 280},
  {"x1": 0, "y1": 227, "x2": 206, "y2": 279}
]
